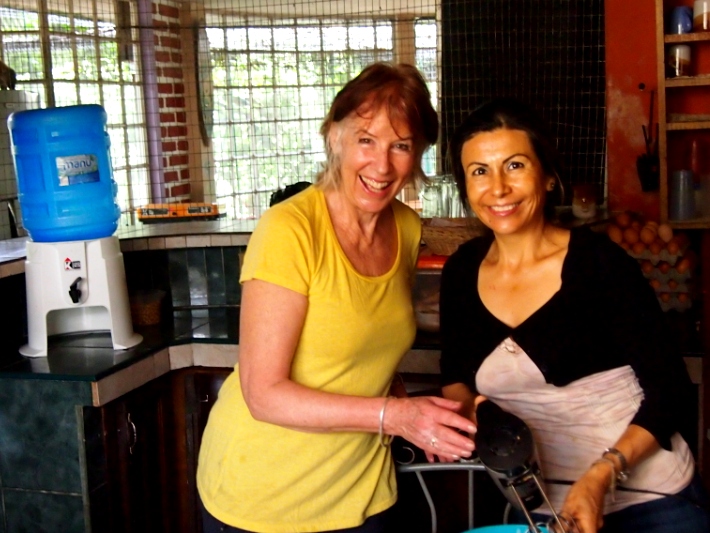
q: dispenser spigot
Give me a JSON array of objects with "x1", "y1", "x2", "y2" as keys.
[{"x1": 69, "y1": 277, "x2": 82, "y2": 303}]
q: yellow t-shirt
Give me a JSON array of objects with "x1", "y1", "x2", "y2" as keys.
[{"x1": 197, "y1": 185, "x2": 421, "y2": 532}]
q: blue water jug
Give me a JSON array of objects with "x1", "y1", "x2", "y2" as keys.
[{"x1": 8, "y1": 104, "x2": 121, "y2": 242}]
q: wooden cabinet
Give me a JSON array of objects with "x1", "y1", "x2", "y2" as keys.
[
  {"x1": 182, "y1": 367, "x2": 233, "y2": 533},
  {"x1": 656, "y1": 0, "x2": 710, "y2": 227},
  {"x1": 91, "y1": 374, "x2": 174, "y2": 533},
  {"x1": 84, "y1": 366, "x2": 508, "y2": 533},
  {"x1": 86, "y1": 368, "x2": 233, "y2": 533}
]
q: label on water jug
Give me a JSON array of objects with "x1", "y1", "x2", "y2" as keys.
[{"x1": 56, "y1": 154, "x2": 100, "y2": 186}]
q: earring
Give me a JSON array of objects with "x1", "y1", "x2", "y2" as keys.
[{"x1": 547, "y1": 179, "x2": 556, "y2": 192}]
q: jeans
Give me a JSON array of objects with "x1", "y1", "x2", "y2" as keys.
[
  {"x1": 200, "y1": 497, "x2": 395, "y2": 533},
  {"x1": 508, "y1": 472, "x2": 710, "y2": 533}
]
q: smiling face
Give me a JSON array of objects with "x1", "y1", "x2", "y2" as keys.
[
  {"x1": 329, "y1": 106, "x2": 416, "y2": 215},
  {"x1": 461, "y1": 128, "x2": 554, "y2": 235}
]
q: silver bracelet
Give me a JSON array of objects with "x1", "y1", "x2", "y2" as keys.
[
  {"x1": 603, "y1": 447, "x2": 630, "y2": 482},
  {"x1": 378, "y1": 396, "x2": 394, "y2": 447}
]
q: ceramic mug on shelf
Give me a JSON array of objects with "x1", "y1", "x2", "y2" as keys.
[
  {"x1": 667, "y1": 44, "x2": 692, "y2": 78},
  {"x1": 694, "y1": 0, "x2": 710, "y2": 31},
  {"x1": 670, "y1": 6, "x2": 693, "y2": 34}
]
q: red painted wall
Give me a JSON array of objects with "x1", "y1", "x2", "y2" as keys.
[{"x1": 605, "y1": 0, "x2": 660, "y2": 219}]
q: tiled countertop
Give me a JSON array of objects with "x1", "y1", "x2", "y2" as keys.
[
  {"x1": 0, "y1": 218, "x2": 259, "y2": 275},
  {"x1": 0, "y1": 306, "x2": 446, "y2": 406}
]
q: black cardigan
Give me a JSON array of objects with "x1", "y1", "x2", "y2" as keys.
[{"x1": 439, "y1": 226, "x2": 694, "y2": 450}]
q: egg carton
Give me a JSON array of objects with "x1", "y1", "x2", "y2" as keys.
[
  {"x1": 642, "y1": 267, "x2": 693, "y2": 285},
  {"x1": 649, "y1": 279, "x2": 692, "y2": 293},
  {"x1": 626, "y1": 242, "x2": 690, "y2": 266},
  {"x1": 657, "y1": 292, "x2": 693, "y2": 313}
]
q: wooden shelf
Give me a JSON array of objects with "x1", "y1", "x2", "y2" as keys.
[
  {"x1": 665, "y1": 31, "x2": 710, "y2": 43},
  {"x1": 668, "y1": 218, "x2": 710, "y2": 229},
  {"x1": 666, "y1": 75, "x2": 710, "y2": 87},
  {"x1": 656, "y1": 0, "x2": 710, "y2": 227},
  {"x1": 667, "y1": 121, "x2": 710, "y2": 130}
]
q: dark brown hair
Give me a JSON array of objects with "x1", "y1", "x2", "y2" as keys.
[{"x1": 318, "y1": 62, "x2": 439, "y2": 189}]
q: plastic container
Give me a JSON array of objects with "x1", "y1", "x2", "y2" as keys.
[{"x1": 8, "y1": 104, "x2": 120, "y2": 242}]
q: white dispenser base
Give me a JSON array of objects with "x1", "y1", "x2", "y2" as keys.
[{"x1": 21, "y1": 236, "x2": 142, "y2": 357}]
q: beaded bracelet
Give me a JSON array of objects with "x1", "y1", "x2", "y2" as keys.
[{"x1": 378, "y1": 396, "x2": 394, "y2": 447}]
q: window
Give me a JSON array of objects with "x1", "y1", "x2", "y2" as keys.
[
  {"x1": 0, "y1": 0, "x2": 148, "y2": 223},
  {"x1": 205, "y1": 14, "x2": 438, "y2": 220}
]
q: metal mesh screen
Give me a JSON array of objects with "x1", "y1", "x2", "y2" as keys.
[
  {"x1": 0, "y1": 0, "x2": 605, "y2": 240},
  {"x1": 441, "y1": 0, "x2": 607, "y2": 204}
]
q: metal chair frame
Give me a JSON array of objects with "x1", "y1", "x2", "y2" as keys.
[{"x1": 396, "y1": 458, "x2": 488, "y2": 533}]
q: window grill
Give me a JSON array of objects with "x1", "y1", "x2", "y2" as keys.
[
  {"x1": 0, "y1": 0, "x2": 147, "y2": 239},
  {"x1": 205, "y1": 14, "x2": 437, "y2": 219},
  {"x1": 0, "y1": 0, "x2": 604, "y2": 239}
]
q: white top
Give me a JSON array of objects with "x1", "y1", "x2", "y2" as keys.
[{"x1": 476, "y1": 337, "x2": 695, "y2": 515}]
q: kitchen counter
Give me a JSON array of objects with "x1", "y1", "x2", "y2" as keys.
[
  {"x1": 0, "y1": 304, "x2": 448, "y2": 406},
  {"x1": 0, "y1": 305, "x2": 700, "y2": 403},
  {"x1": 0, "y1": 218, "x2": 258, "y2": 277}
]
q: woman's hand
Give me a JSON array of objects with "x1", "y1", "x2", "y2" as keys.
[
  {"x1": 558, "y1": 460, "x2": 611, "y2": 533},
  {"x1": 559, "y1": 425, "x2": 660, "y2": 533},
  {"x1": 383, "y1": 396, "x2": 476, "y2": 463}
]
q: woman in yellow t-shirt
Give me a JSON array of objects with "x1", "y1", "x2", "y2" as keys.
[{"x1": 197, "y1": 62, "x2": 476, "y2": 533}]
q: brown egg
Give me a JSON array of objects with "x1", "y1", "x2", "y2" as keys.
[
  {"x1": 649, "y1": 278, "x2": 662, "y2": 290},
  {"x1": 678, "y1": 292, "x2": 690, "y2": 303},
  {"x1": 658, "y1": 224, "x2": 673, "y2": 243},
  {"x1": 606, "y1": 224, "x2": 623, "y2": 244},
  {"x1": 649, "y1": 239, "x2": 663, "y2": 255},
  {"x1": 630, "y1": 220, "x2": 642, "y2": 231},
  {"x1": 676, "y1": 257, "x2": 692, "y2": 274},
  {"x1": 659, "y1": 292, "x2": 672, "y2": 303},
  {"x1": 668, "y1": 279, "x2": 679, "y2": 290},
  {"x1": 640, "y1": 226, "x2": 657, "y2": 244},
  {"x1": 615, "y1": 212, "x2": 632, "y2": 228},
  {"x1": 640, "y1": 260, "x2": 654, "y2": 274},
  {"x1": 658, "y1": 261, "x2": 671, "y2": 274},
  {"x1": 620, "y1": 242, "x2": 630, "y2": 251},
  {"x1": 667, "y1": 241, "x2": 680, "y2": 255},
  {"x1": 646, "y1": 220, "x2": 659, "y2": 229},
  {"x1": 631, "y1": 241, "x2": 646, "y2": 254},
  {"x1": 623, "y1": 227, "x2": 639, "y2": 244}
]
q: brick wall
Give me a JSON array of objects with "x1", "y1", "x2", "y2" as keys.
[{"x1": 153, "y1": 1, "x2": 191, "y2": 201}]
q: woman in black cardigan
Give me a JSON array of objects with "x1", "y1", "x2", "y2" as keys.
[{"x1": 438, "y1": 98, "x2": 710, "y2": 533}]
